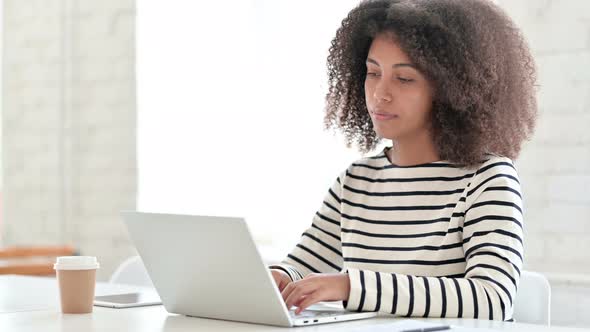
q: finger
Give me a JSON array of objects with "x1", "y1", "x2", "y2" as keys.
[
  {"x1": 279, "y1": 277, "x2": 290, "y2": 292},
  {"x1": 271, "y1": 271, "x2": 282, "y2": 284},
  {"x1": 283, "y1": 280, "x2": 312, "y2": 305},
  {"x1": 281, "y1": 280, "x2": 304, "y2": 302},
  {"x1": 281, "y1": 281, "x2": 295, "y2": 302},
  {"x1": 295, "y1": 291, "x2": 323, "y2": 314},
  {"x1": 272, "y1": 274, "x2": 281, "y2": 287},
  {"x1": 284, "y1": 282, "x2": 317, "y2": 310},
  {"x1": 292, "y1": 294, "x2": 310, "y2": 309},
  {"x1": 277, "y1": 279, "x2": 284, "y2": 291},
  {"x1": 271, "y1": 271, "x2": 290, "y2": 291}
]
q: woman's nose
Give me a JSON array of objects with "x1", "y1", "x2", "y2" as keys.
[{"x1": 373, "y1": 80, "x2": 392, "y2": 102}]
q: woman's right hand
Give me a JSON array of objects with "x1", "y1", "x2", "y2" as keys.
[{"x1": 270, "y1": 269, "x2": 292, "y2": 292}]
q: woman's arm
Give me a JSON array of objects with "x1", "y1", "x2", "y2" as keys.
[{"x1": 269, "y1": 171, "x2": 346, "y2": 281}]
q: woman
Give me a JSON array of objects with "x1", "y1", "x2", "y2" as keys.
[{"x1": 270, "y1": 0, "x2": 537, "y2": 321}]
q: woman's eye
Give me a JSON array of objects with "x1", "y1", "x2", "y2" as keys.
[
  {"x1": 398, "y1": 77, "x2": 414, "y2": 83},
  {"x1": 366, "y1": 72, "x2": 379, "y2": 77}
]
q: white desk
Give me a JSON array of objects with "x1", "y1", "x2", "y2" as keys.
[
  {"x1": 0, "y1": 275, "x2": 153, "y2": 313},
  {"x1": 0, "y1": 275, "x2": 586, "y2": 332}
]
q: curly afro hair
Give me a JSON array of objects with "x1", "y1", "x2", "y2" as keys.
[{"x1": 323, "y1": 0, "x2": 537, "y2": 166}]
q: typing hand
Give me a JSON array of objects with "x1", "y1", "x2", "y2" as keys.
[
  {"x1": 281, "y1": 273, "x2": 350, "y2": 314},
  {"x1": 270, "y1": 269, "x2": 292, "y2": 292}
]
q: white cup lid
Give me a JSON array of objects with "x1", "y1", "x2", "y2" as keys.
[{"x1": 54, "y1": 256, "x2": 100, "y2": 270}]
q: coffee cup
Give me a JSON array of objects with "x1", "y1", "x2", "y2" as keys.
[{"x1": 54, "y1": 256, "x2": 100, "y2": 314}]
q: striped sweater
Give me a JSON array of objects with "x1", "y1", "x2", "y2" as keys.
[{"x1": 272, "y1": 146, "x2": 523, "y2": 321}]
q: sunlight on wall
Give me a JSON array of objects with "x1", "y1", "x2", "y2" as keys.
[{"x1": 137, "y1": 1, "x2": 378, "y2": 255}]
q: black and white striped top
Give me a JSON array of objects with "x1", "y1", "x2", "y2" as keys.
[{"x1": 272, "y1": 146, "x2": 523, "y2": 321}]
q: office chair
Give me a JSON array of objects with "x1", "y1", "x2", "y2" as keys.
[
  {"x1": 512, "y1": 270, "x2": 551, "y2": 325},
  {"x1": 0, "y1": 245, "x2": 76, "y2": 275},
  {"x1": 109, "y1": 255, "x2": 155, "y2": 288}
]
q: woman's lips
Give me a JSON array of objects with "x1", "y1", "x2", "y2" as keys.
[{"x1": 371, "y1": 110, "x2": 399, "y2": 121}]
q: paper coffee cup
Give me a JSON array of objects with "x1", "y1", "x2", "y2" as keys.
[{"x1": 54, "y1": 256, "x2": 100, "y2": 314}]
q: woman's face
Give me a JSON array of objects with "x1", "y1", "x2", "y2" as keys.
[{"x1": 365, "y1": 32, "x2": 434, "y2": 141}]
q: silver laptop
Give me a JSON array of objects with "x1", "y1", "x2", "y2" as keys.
[{"x1": 121, "y1": 211, "x2": 377, "y2": 327}]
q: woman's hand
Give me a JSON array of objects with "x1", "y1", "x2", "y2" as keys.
[
  {"x1": 270, "y1": 269, "x2": 292, "y2": 292},
  {"x1": 281, "y1": 273, "x2": 350, "y2": 314}
]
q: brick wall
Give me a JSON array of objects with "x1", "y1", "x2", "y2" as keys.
[
  {"x1": 496, "y1": 0, "x2": 590, "y2": 275},
  {"x1": 495, "y1": 0, "x2": 590, "y2": 327},
  {"x1": 2, "y1": 0, "x2": 137, "y2": 280}
]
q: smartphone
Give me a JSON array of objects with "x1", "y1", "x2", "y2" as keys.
[{"x1": 94, "y1": 292, "x2": 162, "y2": 308}]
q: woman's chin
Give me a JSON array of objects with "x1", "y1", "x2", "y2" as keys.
[{"x1": 374, "y1": 129, "x2": 400, "y2": 141}]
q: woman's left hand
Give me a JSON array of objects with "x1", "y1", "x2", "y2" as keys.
[{"x1": 281, "y1": 273, "x2": 350, "y2": 314}]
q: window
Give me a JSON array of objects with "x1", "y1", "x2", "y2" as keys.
[{"x1": 137, "y1": 1, "x2": 373, "y2": 256}]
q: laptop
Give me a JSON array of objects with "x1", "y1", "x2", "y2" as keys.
[{"x1": 121, "y1": 211, "x2": 378, "y2": 327}]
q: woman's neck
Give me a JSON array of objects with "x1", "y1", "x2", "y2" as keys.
[{"x1": 387, "y1": 134, "x2": 440, "y2": 166}]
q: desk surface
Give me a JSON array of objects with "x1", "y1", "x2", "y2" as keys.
[
  {"x1": 0, "y1": 275, "x2": 586, "y2": 332},
  {"x1": 0, "y1": 275, "x2": 151, "y2": 313}
]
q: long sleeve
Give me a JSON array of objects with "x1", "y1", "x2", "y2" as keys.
[
  {"x1": 269, "y1": 171, "x2": 346, "y2": 281},
  {"x1": 344, "y1": 160, "x2": 524, "y2": 321}
]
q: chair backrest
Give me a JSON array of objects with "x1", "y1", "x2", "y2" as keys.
[
  {"x1": 0, "y1": 245, "x2": 76, "y2": 276},
  {"x1": 512, "y1": 270, "x2": 551, "y2": 325},
  {"x1": 109, "y1": 255, "x2": 155, "y2": 288}
]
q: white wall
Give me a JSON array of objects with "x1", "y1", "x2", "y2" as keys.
[
  {"x1": 2, "y1": 0, "x2": 137, "y2": 280},
  {"x1": 0, "y1": 0, "x2": 3, "y2": 246},
  {"x1": 0, "y1": 0, "x2": 3, "y2": 196},
  {"x1": 496, "y1": 0, "x2": 590, "y2": 276},
  {"x1": 137, "y1": 0, "x2": 369, "y2": 257},
  {"x1": 495, "y1": 0, "x2": 590, "y2": 328}
]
